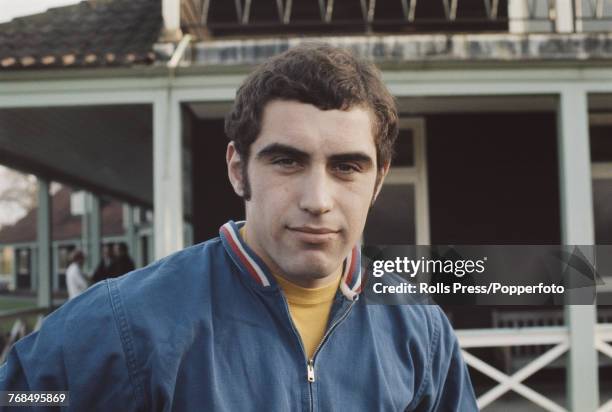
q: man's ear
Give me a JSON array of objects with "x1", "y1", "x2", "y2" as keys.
[
  {"x1": 226, "y1": 142, "x2": 245, "y2": 197},
  {"x1": 372, "y1": 161, "x2": 391, "y2": 204}
]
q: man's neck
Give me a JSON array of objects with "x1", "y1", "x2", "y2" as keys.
[{"x1": 240, "y1": 223, "x2": 342, "y2": 289}]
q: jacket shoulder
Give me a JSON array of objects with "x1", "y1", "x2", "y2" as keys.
[
  {"x1": 111, "y1": 238, "x2": 233, "y2": 307},
  {"x1": 0, "y1": 279, "x2": 142, "y2": 409}
]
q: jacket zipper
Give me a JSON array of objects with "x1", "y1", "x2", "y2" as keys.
[
  {"x1": 278, "y1": 291, "x2": 357, "y2": 412},
  {"x1": 277, "y1": 292, "x2": 312, "y2": 409},
  {"x1": 307, "y1": 359, "x2": 315, "y2": 382},
  {"x1": 306, "y1": 299, "x2": 357, "y2": 412}
]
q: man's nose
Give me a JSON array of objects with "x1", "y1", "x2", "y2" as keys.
[{"x1": 298, "y1": 168, "x2": 333, "y2": 215}]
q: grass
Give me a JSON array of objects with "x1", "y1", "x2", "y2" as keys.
[
  {"x1": 0, "y1": 296, "x2": 36, "y2": 313},
  {"x1": 0, "y1": 295, "x2": 39, "y2": 335},
  {"x1": 0, "y1": 294, "x2": 67, "y2": 338}
]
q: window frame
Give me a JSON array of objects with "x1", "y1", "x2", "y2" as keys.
[
  {"x1": 590, "y1": 114, "x2": 612, "y2": 294},
  {"x1": 378, "y1": 117, "x2": 430, "y2": 245}
]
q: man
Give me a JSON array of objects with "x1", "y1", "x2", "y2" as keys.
[
  {"x1": 91, "y1": 244, "x2": 115, "y2": 284},
  {"x1": 110, "y1": 242, "x2": 135, "y2": 277},
  {"x1": 0, "y1": 44, "x2": 477, "y2": 410},
  {"x1": 65, "y1": 249, "x2": 89, "y2": 299}
]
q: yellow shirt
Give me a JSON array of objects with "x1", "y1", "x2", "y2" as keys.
[
  {"x1": 239, "y1": 226, "x2": 340, "y2": 359},
  {"x1": 272, "y1": 273, "x2": 341, "y2": 359}
]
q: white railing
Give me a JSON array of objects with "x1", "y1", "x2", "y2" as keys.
[
  {"x1": 184, "y1": 0, "x2": 612, "y2": 34},
  {"x1": 0, "y1": 307, "x2": 51, "y2": 363},
  {"x1": 456, "y1": 324, "x2": 612, "y2": 412}
]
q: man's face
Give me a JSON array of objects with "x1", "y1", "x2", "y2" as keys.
[{"x1": 227, "y1": 100, "x2": 388, "y2": 288}]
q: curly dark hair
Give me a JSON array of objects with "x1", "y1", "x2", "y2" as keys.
[{"x1": 225, "y1": 43, "x2": 398, "y2": 200}]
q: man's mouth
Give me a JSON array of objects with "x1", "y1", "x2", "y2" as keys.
[
  {"x1": 290, "y1": 226, "x2": 338, "y2": 234},
  {"x1": 287, "y1": 226, "x2": 340, "y2": 243}
]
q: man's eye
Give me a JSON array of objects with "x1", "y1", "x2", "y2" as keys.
[
  {"x1": 273, "y1": 158, "x2": 299, "y2": 168},
  {"x1": 333, "y1": 163, "x2": 360, "y2": 174}
]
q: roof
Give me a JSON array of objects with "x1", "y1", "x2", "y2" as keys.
[
  {"x1": 0, "y1": 0, "x2": 162, "y2": 70},
  {"x1": 0, "y1": 187, "x2": 124, "y2": 244}
]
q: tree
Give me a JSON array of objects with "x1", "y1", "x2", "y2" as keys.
[{"x1": 0, "y1": 166, "x2": 37, "y2": 229}]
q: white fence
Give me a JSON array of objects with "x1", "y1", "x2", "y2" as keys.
[{"x1": 457, "y1": 323, "x2": 612, "y2": 411}]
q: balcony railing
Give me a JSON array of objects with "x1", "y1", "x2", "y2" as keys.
[
  {"x1": 180, "y1": 0, "x2": 612, "y2": 38},
  {"x1": 457, "y1": 323, "x2": 612, "y2": 411}
]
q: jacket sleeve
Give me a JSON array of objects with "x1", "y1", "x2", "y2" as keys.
[
  {"x1": 0, "y1": 281, "x2": 142, "y2": 411},
  {"x1": 409, "y1": 307, "x2": 479, "y2": 412}
]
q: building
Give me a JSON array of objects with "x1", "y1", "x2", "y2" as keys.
[
  {"x1": 1, "y1": 0, "x2": 612, "y2": 409},
  {"x1": 0, "y1": 186, "x2": 153, "y2": 293}
]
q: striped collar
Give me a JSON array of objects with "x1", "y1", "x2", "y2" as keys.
[{"x1": 219, "y1": 220, "x2": 362, "y2": 301}]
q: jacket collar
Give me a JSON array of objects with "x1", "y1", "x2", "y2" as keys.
[{"x1": 219, "y1": 220, "x2": 362, "y2": 300}]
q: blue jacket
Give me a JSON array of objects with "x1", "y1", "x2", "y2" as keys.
[{"x1": 0, "y1": 221, "x2": 477, "y2": 411}]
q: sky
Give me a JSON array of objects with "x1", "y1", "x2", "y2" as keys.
[{"x1": 0, "y1": 0, "x2": 81, "y2": 23}]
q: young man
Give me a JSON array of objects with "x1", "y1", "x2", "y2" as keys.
[
  {"x1": 91, "y1": 244, "x2": 115, "y2": 284},
  {"x1": 0, "y1": 44, "x2": 477, "y2": 411},
  {"x1": 65, "y1": 250, "x2": 89, "y2": 299}
]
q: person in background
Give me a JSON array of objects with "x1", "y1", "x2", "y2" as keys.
[
  {"x1": 65, "y1": 249, "x2": 89, "y2": 299},
  {"x1": 92, "y1": 244, "x2": 115, "y2": 284},
  {"x1": 110, "y1": 242, "x2": 135, "y2": 276}
]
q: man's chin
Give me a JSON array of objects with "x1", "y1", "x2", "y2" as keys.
[{"x1": 282, "y1": 256, "x2": 340, "y2": 280}]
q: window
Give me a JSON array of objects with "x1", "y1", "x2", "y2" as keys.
[
  {"x1": 590, "y1": 114, "x2": 612, "y2": 303},
  {"x1": 17, "y1": 249, "x2": 30, "y2": 275},
  {"x1": 363, "y1": 118, "x2": 430, "y2": 245},
  {"x1": 0, "y1": 247, "x2": 13, "y2": 275},
  {"x1": 590, "y1": 114, "x2": 612, "y2": 245}
]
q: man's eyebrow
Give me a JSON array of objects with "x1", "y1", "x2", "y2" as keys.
[
  {"x1": 256, "y1": 143, "x2": 374, "y2": 167},
  {"x1": 256, "y1": 143, "x2": 309, "y2": 161}
]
